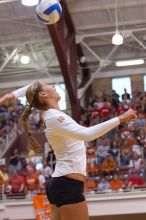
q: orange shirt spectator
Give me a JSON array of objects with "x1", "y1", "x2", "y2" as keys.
[
  {"x1": 101, "y1": 154, "x2": 117, "y2": 172},
  {"x1": 26, "y1": 174, "x2": 40, "y2": 191},
  {"x1": 25, "y1": 166, "x2": 40, "y2": 194},
  {"x1": 110, "y1": 174, "x2": 123, "y2": 191}
]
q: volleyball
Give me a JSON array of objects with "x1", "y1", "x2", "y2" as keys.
[{"x1": 36, "y1": 0, "x2": 62, "y2": 25}]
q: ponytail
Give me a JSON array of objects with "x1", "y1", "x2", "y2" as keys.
[{"x1": 21, "y1": 105, "x2": 41, "y2": 152}]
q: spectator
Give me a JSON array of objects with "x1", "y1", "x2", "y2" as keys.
[
  {"x1": 86, "y1": 145, "x2": 96, "y2": 170},
  {"x1": 131, "y1": 139, "x2": 142, "y2": 156},
  {"x1": 122, "y1": 97, "x2": 131, "y2": 111},
  {"x1": 137, "y1": 128, "x2": 146, "y2": 146},
  {"x1": 110, "y1": 173, "x2": 123, "y2": 192},
  {"x1": 9, "y1": 149, "x2": 21, "y2": 174},
  {"x1": 111, "y1": 90, "x2": 119, "y2": 109},
  {"x1": 126, "y1": 168, "x2": 145, "y2": 190},
  {"x1": 84, "y1": 177, "x2": 97, "y2": 193},
  {"x1": 97, "y1": 176, "x2": 110, "y2": 192},
  {"x1": 9, "y1": 169, "x2": 25, "y2": 193},
  {"x1": 114, "y1": 103, "x2": 125, "y2": 116},
  {"x1": 41, "y1": 160, "x2": 53, "y2": 182},
  {"x1": 0, "y1": 166, "x2": 9, "y2": 185},
  {"x1": 20, "y1": 157, "x2": 28, "y2": 174},
  {"x1": 96, "y1": 137, "x2": 110, "y2": 164},
  {"x1": 120, "y1": 146, "x2": 132, "y2": 167},
  {"x1": 100, "y1": 102, "x2": 111, "y2": 120},
  {"x1": 95, "y1": 97, "x2": 104, "y2": 111},
  {"x1": 101, "y1": 153, "x2": 117, "y2": 176},
  {"x1": 38, "y1": 169, "x2": 46, "y2": 193},
  {"x1": 135, "y1": 112, "x2": 146, "y2": 129},
  {"x1": 122, "y1": 88, "x2": 130, "y2": 100},
  {"x1": 4, "y1": 180, "x2": 12, "y2": 195},
  {"x1": 25, "y1": 166, "x2": 40, "y2": 197},
  {"x1": 129, "y1": 152, "x2": 145, "y2": 175},
  {"x1": 120, "y1": 126, "x2": 131, "y2": 141},
  {"x1": 108, "y1": 140, "x2": 119, "y2": 163}
]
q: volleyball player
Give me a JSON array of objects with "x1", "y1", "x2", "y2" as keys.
[{"x1": 0, "y1": 81, "x2": 137, "y2": 220}]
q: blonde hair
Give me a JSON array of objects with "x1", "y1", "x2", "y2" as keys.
[{"x1": 21, "y1": 82, "x2": 47, "y2": 152}]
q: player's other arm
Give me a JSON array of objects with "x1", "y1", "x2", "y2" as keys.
[
  {"x1": 0, "y1": 93, "x2": 15, "y2": 105},
  {"x1": 0, "y1": 84, "x2": 31, "y2": 105}
]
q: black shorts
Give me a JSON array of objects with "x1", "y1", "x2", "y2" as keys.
[{"x1": 46, "y1": 176, "x2": 85, "y2": 207}]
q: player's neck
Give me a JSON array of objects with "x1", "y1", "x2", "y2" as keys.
[{"x1": 48, "y1": 102, "x2": 60, "y2": 110}]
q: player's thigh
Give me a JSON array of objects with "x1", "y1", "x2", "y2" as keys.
[
  {"x1": 50, "y1": 204, "x2": 61, "y2": 220},
  {"x1": 58, "y1": 201, "x2": 89, "y2": 220}
]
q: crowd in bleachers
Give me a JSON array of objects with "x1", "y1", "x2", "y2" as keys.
[
  {"x1": 83, "y1": 89, "x2": 146, "y2": 193},
  {"x1": 0, "y1": 98, "x2": 44, "y2": 147},
  {"x1": 0, "y1": 100, "x2": 25, "y2": 145},
  {"x1": 0, "y1": 148, "x2": 55, "y2": 199},
  {"x1": 0, "y1": 88, "x2": 146, "y2": 198}
]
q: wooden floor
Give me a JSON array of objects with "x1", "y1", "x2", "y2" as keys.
[{"x1": 90, "y1": 213, "x2": 146, "y2": 220}]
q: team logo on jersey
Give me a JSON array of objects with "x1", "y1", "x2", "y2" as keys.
[{"x1": 57, "y1": 116, "x2": 65, "y2": 123}]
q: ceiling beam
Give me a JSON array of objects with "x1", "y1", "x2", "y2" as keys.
[
  {"x1": 0, "y1": 37, "x2": 51, "y2": 48},
  {"x1": 131, "y1": 34, "x2": 146, "y2": 51},
  {"x1": 0, "y1": 16, "x2": 45, "y2": 28},
  {"x1": 81, "y1": 41, "x2": 101, "y2": 62},
  {"x1": 0, "y1": 75, "x2": 63, "y2": 89},
  {"x1": 76, "y1": 19, "x2": 146, "y2": 32},
  {"x1": 0, "y1": 0, "x2": 18, "y2": 3},
  {"x1": 69, "y1": 0, "x2": 146, "y2": 13},
  {"x1": 95, "y1": 67, "x2": 146, "y2": 79},
  {"x1": 76, "y1": 27, "x2": 146, "y2": 39},
  {"x1": 78, "y1": 45, "x2": 119, "y2": 98},
  {"x1": 0, "y1": 48, "x2": 17, "y2": 73}
]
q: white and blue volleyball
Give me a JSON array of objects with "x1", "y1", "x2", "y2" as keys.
[{"x1": 36, "y1": 0, "x2": 62, "y2": 25}]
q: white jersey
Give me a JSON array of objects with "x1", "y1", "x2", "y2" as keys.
[
  {"x1": 44, "y1": 109, "x2": 119, "y2": 177},
  {"x1": 11, "y1": 85, "x2": 120, "y2": 177}
]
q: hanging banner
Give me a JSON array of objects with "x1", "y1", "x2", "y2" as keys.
[{"x1": 33, "y1": 194, "x2": 51, "y2": 220}]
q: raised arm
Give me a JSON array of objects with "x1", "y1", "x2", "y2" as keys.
[
  {"x1": 0, "y1": 84, "x2": 31, "y2": 105},
  {"x1": 0, "y1": 93, "x2": 15, "y2": 105}
]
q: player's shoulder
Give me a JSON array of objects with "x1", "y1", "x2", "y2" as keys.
[{"x1": 44, "y1": 108, "x2": 68, "y2": 123}]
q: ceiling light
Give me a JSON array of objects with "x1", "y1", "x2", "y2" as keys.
[
  {"x1": 20, "y1": 55, "x2": 30, "y2": 64},
  {"x1": 21, "y1": 0, "x2": 39, "y2": 6},
  {"x1": 116, "y1": 59, "x2": 144, "y2": 67},
  {"x1": 80, "y1": 56, "x2": 86, "y2": 63},
  {"x1": 112, "y1": 32, "x2": 123, "y2": 45},
  {"x1": 112, "y1": 0, "x2": 123, "y2": 46}
]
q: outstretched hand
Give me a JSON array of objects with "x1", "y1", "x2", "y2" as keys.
[
  {"x1": 118, "y1": 108, "x2": 137, "y2": 124},
  {"x1": 0, "y1": 93, "x2": 15, "y2": 105}
]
